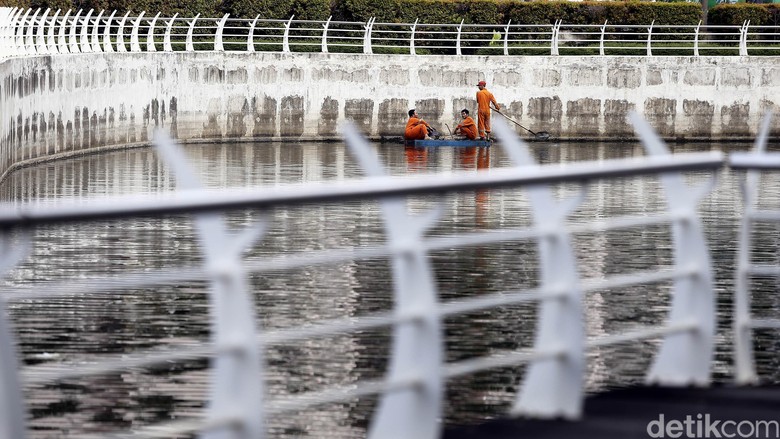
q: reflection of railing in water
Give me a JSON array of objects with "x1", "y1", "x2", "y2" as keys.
[
  {"x1": 0, "y1": 113, "x2": 777, "y2": 438},
  {"x1": 1, "y1": 6, "x2": 779, "y2": 58}
]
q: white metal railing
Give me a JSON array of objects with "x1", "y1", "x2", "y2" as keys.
[
  {"x1": 1, "y1": 7, "x2": 779, "y2": 59},
  {"x1": 0, "y1": 113, "x2": 728, "y2": 439},
  {"x1": 728, "y1": 112, "x2": 779, "y2": 385}
]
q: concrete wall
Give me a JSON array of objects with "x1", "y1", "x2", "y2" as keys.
[{"x1": 2, "y1": 52, "x2": 779, "y2": 179}]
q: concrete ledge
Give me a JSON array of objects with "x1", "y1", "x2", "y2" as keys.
[{"x1": 1, "y1": 52, "x2": 779, "y2": 180}]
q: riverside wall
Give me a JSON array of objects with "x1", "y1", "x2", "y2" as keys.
[{"x1": 1, "y1": 51, "x2": 779, "y2": 179}]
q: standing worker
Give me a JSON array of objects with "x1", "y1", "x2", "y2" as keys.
[
  {"x1": 475, "y1": 80, "x2": 499, "y2": 141},
  {"x1": 405, "y1": 109, "x2": 432, "y2": 141}
]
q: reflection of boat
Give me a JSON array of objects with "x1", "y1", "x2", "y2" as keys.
[{"x1": 407, "y1": 139, "x2": 491, "y2": 147}]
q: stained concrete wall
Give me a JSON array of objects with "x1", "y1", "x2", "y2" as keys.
[{"x1": 2, "y1": 52, "x2": 779, "y2": 179}]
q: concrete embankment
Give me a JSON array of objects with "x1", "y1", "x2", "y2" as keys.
[{"x1": 1, "y1": 52, "x2": 778, "y2": 179}]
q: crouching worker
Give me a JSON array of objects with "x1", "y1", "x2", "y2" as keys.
[
  {"x1": 405, "y1": 109, "x2": 432, "y2": 141},
  {"x1": 454, "y1": 109, "x2": 478, "y2": 140}
]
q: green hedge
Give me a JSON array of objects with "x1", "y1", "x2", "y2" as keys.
[{"x1": 1, "y1": 0, "x2": 777, "y2": 28}]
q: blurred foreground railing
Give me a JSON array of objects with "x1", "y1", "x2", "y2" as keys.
[
  {"x1": 1, "y1": 7, "x2": 779, "y2": 59},
  {"x1": 0, "y1": 111, "x2": 746, "y2": 439}
]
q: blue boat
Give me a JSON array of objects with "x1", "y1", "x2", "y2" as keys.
[{"x1": 408, "y1": 139, "x2": 492, "y2": 147}]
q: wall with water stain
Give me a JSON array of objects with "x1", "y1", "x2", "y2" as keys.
[{"x1": 1, "y1": 52, "x2": 779, "y2": 179}]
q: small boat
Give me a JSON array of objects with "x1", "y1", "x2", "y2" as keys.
[{"x1": 407, "y1": 139, "x2": 492, "y2": 147}]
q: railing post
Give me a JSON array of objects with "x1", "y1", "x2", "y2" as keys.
[
  {"x1": 1, "y1": 8, "x2": 20, "y2": 58},
  {"x1": 551, "y1": 19, "x2": 561, "y2": 56},
  {"x1": 35, "y1": 8, "x2": 49, "y2": 54},
  {"x1": 739, "y1": 20, "x2": 749, "y2": 56},
  {"x1": 90, "y1": 9, "x2": 103, "y2": 52},
  {"x1": 130, "y1": 11, "x2": 145, "y2": 52},
  {"x1": 0, "y1": 233, "x2": 32, "y2": 439},
  {"x1": 409, "y1": 18, "x2": 418, "y2": 55},
  {"x1": 733, "y1": 112, "x2": 774, "y2": 384},
  {"x1": 630, "y1": 112, "x2": 715, "y2": 386},
  {"x1": 214, "y1": 13, "x2": 228, "y2": 52},
  {"x1": 163, "y1": 13, "x2": 177, "y2": 52},
  {"x1": 25, "y1": 8, "x2": 40, "y2": 55},
  {"x1": 68, "y1": 9, "x2": 82, "y2": 54},
  {"x1": 282, "y1": 15, "x2": 294, "y2": 53},
  {"x1": 57, "y1": 9, "x2": 71, "y2": 54},
  {"x1": 46, "y1": 9, "x2": 59, "y2": 54},
  {"x1": 456, "y1": 19, "x2": 464, "y2": 55},
  {"x1": 116, "y1": 11, "x2": 130, "y2": 53},
  {"x1": 363, "y1": 17, "x2": 374, "y2": 55},
  {"x1": 247, "y1": 14, "x2": 259, "y2": 53},
  {"x1": 0, "y1": 299, "x2": 26, "y2": 439},
  {"x1": 646, "y1": 20, "x2": 654, "y2": 57},
  {"x1": 321, "y1": 15, "x2": 331, "y2": 53},
  {"x1": 693, "y1": 20, "x2": 701, "y2": 57},
  {"x1": 492, "y1": 119, "x2": 585, "y2": 419},
  {"x1": 503, "y1": 20, "x2": 511, "y2": 56},
  {"x1": 599, "y1": 20, "x2": 607, "y2": 56},
  {"x1": 103, "y1": 10, "x2": 117, "y2": 53},
  {"x1": 146, "y1": 11, "x2": 160, "y2": 52},
  {"x1": 342, "y1": 122, "x2": 443, "y2": 439},
  {"x1": 186, "y1": 14, "x2": 199, "y2": 52},
  {"x1": 14, "y1": 9, "x2": 30, "y2": 56},
  {"x1": 79, "y1": 8, "x2": 93, "y2": 53},
  {"x1": 154, "y1": 132, "x2": 266, "y2": 439}
]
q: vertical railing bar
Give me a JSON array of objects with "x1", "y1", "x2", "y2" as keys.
[
  {"x1": 185, "y1": 13, "x2": 199, "y2": 52},
  {"x1": 214, "y1": 13, "x2": 228, "y2": 52},
  {"x1": 153, "y1": 131, "x2": 266, "y2": 439},
  {"x1": 599, "y1": 20, "x2": 607, "y2": 56},
  {"x1": 503, "y1": 20, "x2": 511, "y2": 56},
  {"x1": 321, "y1": 15, "x2": 331, "y2": 53},
  {"x1": 282, "y1": 15, "x2": 294, "y2": 53},
  {"x1": 130, "y1": 11, "x2": 145, "y2": 52},
  {"x1": 363, "y1": 17, "x2": 374, "y2": 55},
  {"x1": 79, "y1": 8, "x2": 93, "y2": 53},
  {"x1": 102, "y1": 10, "x2": 116, "y2": 53},
  {"x1": 68, "y1": 9, "x2": 82, "y2": 54},
  {"x1": 410, "y1": 18, "x2": 417, "y2": 55},
  {"x1": 35, "y1": 8, "x2": 50, "y2": 54},
  {"x1": 646, "y1": 19, "x2": 654, "y2": 56},
  {"x1": 247, "y1": 14, "x2": 259, "y2": 53},
  {"x1": 734, "y1": 111, "x2": 774, "y2": 384},
  {"x1": 456, "y1": 19, "x2": 463, "y2": 55},
  {"x1": 57, "y1": 9, "x2": 70, "y2": 54},
  {"x1": 163, "y1": 13, "x2": 177, "y2": 52},
  {"x1": 90, "y1": 9, "x2": 103, "y2": 53},
  {"x1": 45, "y1": 9, "x2": 59, "y2": 54},
  {"x1": 116, "y1": 11, "x2": 130, "y2": 53},
  {"x1": 25, "y1": 8, "x2": 40, "y2": 55},
  {"x1": 146, "y1": 11, "x2": 160, "y2": 52},
  {"x1": 630, "y1": 111, "x2": 715, "y2": 387}
]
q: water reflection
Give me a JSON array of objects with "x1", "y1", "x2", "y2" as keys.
[{"x1": 0, "y1": 139, "x2": 772, "y2": 438}]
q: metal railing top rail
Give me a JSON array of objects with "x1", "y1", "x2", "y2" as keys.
[
  {"x1": 1, "y1": 7, "x2": 778, "y2": 58},
  {"x1": 0, "y1": 114, "x2": 726, "y2": 439}
]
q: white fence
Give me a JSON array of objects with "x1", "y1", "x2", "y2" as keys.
[
  {"x1": 1, "y1": 6, "x2": 779, "y2": 59},
  {"x1": 0, "y1": 112, "x2": 777, "y2": 439}
]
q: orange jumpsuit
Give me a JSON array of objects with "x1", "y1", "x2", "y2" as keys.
[
  {"x1": 405, "y1": 116, "x2": 430, "y2": 140},
  {"x1": 455, "y1": 116, "x2": 478, "y2": 140},
  {"x1": 476, "y1": 89, "x2": 499, "y2": 138}
]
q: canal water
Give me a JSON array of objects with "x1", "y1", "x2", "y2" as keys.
[{"x1": 2, "y1": 139, "x2": 779, "y2": 438}]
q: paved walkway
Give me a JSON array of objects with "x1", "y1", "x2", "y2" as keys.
[{"x1": 444, "y1": 384, "x2": 780, "y2": 439}]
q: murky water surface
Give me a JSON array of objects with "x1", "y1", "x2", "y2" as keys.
[{"x1": 3, "y1": 140, "x2": 780, "y2": 438}]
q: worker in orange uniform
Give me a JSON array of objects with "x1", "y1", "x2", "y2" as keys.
[
  {"x1": 405, "y1": 109, "x2": 432, "y2": 141},
  {"x1": 454, "y1": 108, "x2": 478, "y2": 140},
  {"x1": 476, "y1": 80, "x2": 499, "y2": 140}
]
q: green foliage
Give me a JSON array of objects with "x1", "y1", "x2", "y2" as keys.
[{"x1": 708, "y1": 4, "x2": 770, "y2": 25}]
